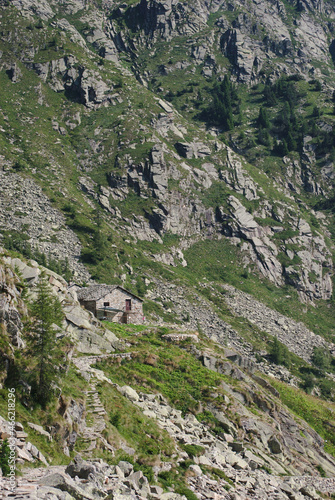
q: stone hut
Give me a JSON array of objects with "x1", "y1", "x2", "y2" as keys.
[{"x1": 76, "y1": 284, "x2": 144, "y2": 324}]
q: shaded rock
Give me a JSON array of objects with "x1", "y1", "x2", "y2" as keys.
[
  {"x1": 65, "y1": 455, "x2": 96, "y2": 479},
  {"x1": 268, "y1": 436, "x2": 282, "y2": 454}
]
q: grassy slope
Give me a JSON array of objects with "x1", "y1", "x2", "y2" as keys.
[{"x1": 97, "y1": 323, "x2": 335, "y2": 461}]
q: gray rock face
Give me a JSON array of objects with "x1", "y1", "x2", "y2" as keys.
[
  {"x1": 220, "y1": 147, "x2": 260, "y2": 200},
  {"x1": 39, "y1": 471, "x2": 99, "y2": 499},
  {"x1": 56, "y1": 0, "x2": 86, "y2": 15},
  {"x1": 11, "y1": 0, "x2": 55, "y2": 20},
  {"x1": 6, "y1": 62, "x2": 22, "y2": 83},
  {"x1": 0, "y1": 259, "x2": 26, "y2": 347},
  {"x1": 217, "y1": 194, "x2": 333, "y2": 302},
  {"x1": 126, "y1": 0, "x2": 209, "y2": 42},
  {"x1": 29, "y1": 55, "x2": 112, "y2": 107},
  {"x1": 175, "y1": 141, "x2": 211, "y2": 159},
  {"x1": 53, "y1": 18, "x2": 88, "y2": 49},
  {"x1": 120, "y1": 385, "x2": 139, "y2": 402},
  {"x1": 117, "y1": 461, "x2": 134, "y2": 477},
  {"x1": 221, "y1": 28, "x2": 257, "y2": 83},
  {"x1": 224, "y1": 195, "x2": 284, "y2": 287},
  {"x1": 0, "y1": 416, "x2": 48, "y2": 467}
]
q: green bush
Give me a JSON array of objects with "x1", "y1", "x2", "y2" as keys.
[
  {"x1": 311, "y1": 347, "x2": 331, "y2": 371},
  {"x1": 269, "y1": 336, "x2": 290, "y2": 367},
  {"x1": 0, "y1": 439, "x2": 10, "y2": 476},
  {"x1": 134, "y1": 463, "x2": 154, "y2": 483},
  {"x1": 317, "y1": 464, "x2": 326, "y2": 477},
  {"x1": 300, "y1": 373, "x2": 315, "y2": 394},
  {"x1": 158, "y1": 469, "x2": 175, "y2": 487},
  {"x1": 182, "y1": 444, "x2": 205, "y2": 458},
  {"x1": 110, "y1": 412, "x2": 121, "y2": 428},
  {"x1": 175, "y1": 486, "x2": 199, "y2": 500}
]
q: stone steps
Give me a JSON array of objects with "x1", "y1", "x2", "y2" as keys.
[{"x1": 77, "y1": 382, "x2": 109, "y2": 453}]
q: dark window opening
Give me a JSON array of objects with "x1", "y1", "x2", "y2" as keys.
[
  {"x1": 125, "y1": 299, "x2": 132, "y2": 311},
  {"x1": 104, "y1": 302, "x2": 110, "y2": 307}
]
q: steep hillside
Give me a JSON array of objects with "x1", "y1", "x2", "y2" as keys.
[
  {"x1": 2, "y1": 250, "x2": 335, "y2": 500},
  {"x1": 1, "y1": 0, "x2": 335, "y2": 306},
  {"x1": 1, "y1": 0, "x2": 335, "y2": 497}
]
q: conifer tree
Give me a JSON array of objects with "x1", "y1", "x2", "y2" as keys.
[
  {"x1": 28, "y1": 277, "x2": 63, "y2": 407},
  {"x1": 270, "y1": 336, "x2": 283, "y2": 365},
  {"x1": 202, "y1": 75, "x2": 238, "y2": 131},
  {"x1": 270, "y1": 336, "x2": 290, "y2": 366},
  {"x1": 257, "y1": 106, "x2": 270, "y2": 129},
  {"x1": 263, "y1": 84, "x2": 277, "y2": 106},
  {"x1": 0, "y1": 439, "x2": 10, "y2": 476},
  {"x1": 287, "y1": 132, "x2": 297, "y2": 151}
]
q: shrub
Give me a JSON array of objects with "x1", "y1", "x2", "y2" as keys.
[
  {"x1": 110, "y1": 412, "x2": 121, "y2": 428},
  {"x1": 300, "y1": 373, "x2": 315, "y2": 394},
  {"x1": 133, "y1": 463, "x2": 154, "y2": 483},
  {"x1": 0, "y1": 439, "x2": 10, "y2": 476},
  {"x1": 175, "y1": 486, "x2": 199, "y2": 500},
  {"x1": 317, "y1": 464, "x2": 326, "y2": 477},
  {"x1": 311, "y1": 347, "x2": 331, "y2": 371},
  {"x1": 269, "y1": 336, "x2": 290, "y2": 367},
  {"x1": 182, "y1": 444, "x2": 205, "y2": 458},
  {"x1": 158, "y1": 469, "x2": 175, "y2": 487}
]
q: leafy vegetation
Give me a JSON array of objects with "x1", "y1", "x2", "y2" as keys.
[{"x1": 98, "y1": 382, "x2": 175, "y2": 465}]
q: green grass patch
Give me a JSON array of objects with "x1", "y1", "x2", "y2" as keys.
[
  {"x1": 97, "y1": 382, "x2": 175, "y2": 464},
  {"x1": 270, "y1": 379, "x2": 335, "y2": 456},
  {"x1": 96, "y1": 328, "x2": 225, "y2": 415}
]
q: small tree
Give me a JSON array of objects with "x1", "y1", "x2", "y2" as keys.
[
  {"x1": 311, "y1": 346, "x2": 331, "y2": 371},
  {"x1": 301, "y1": 373, "x2": 315, "y2": 394},
  {"x1": 0, "y1": 439, "x2": 10, "y2": 476},
  {"x1": 270, "y1": 336, "x2": 283, "y2": 365},
  {"x1": 257, "y1": 106, "x2": 270, "y2": 129},
  {"x1": 258, "y1": 128, "x2": 272, "y2": 147},
  {"x1": 270, "y1": 336, "x2": 290, "y2": 367},
  {"x1": 28, "y1": 277, "x2": 63, "y2": 407}
]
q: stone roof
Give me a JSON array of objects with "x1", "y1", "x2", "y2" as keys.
[
  {"x1": 76, "y1": 284, "x2": 143, "y2": 302},
  {"x1": 76, "y1": 285, "x2": 118, "y2": 301}
]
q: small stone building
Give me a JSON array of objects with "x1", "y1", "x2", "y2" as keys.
[{"x1": 76, "y1": 284, "x2": 144, "y2": 324}]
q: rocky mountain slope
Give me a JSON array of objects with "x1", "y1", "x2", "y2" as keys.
[
  {"x1": 2, "y1": 251, "x2": 335, "y2": 500},
  {"x1": 1, "y1": 0, "x2": 335, "y2": 497},
  {"x1": 0, "y1": 0, "x2": 335, "y2": 304}
]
